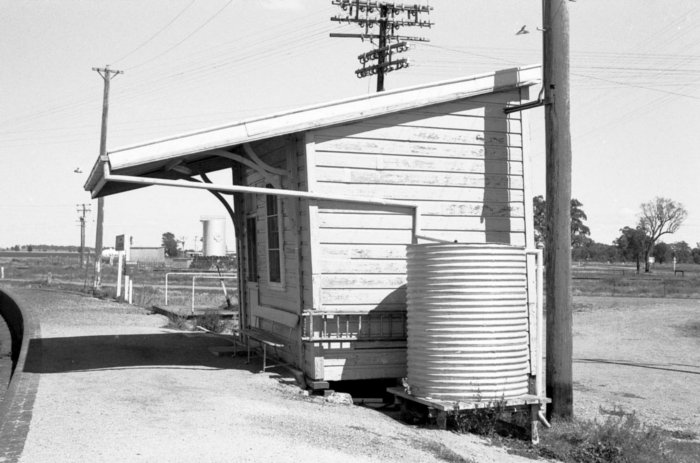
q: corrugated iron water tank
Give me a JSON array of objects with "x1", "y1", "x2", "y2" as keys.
[{"x1": 406, "y1": 243, "x2": 530, "y2": 401}]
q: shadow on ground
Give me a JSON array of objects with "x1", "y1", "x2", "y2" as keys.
[
  {"x1": 575, "y1": 357, "x2": 700, "y2": 375},
  {"x1": 23, "y1": 332, "x2": 259, "y2": 374}
]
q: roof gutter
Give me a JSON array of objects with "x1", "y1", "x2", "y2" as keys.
[{"x1": 100, "y1": 163, "x2": 422, "y2": 243}]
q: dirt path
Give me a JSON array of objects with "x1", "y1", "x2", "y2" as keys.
[
  {"x1": 573, "y1": 296, "x2": 700, "y2": 433},
  {"x1": 9, "y1": 288, "x2": 538, "y2": 463}
]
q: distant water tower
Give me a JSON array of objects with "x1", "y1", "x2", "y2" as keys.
[{"x1": 201, "y1": 217, "x2": 226, "y2": 257}]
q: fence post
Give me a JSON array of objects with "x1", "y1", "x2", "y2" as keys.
[{"x1": 192, "y1": 276, "x2": 197, "y2": 315}]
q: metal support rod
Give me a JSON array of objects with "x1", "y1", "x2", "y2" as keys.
[{"x1": 100, "y1": 164, "x2": 422, "y2": 243}]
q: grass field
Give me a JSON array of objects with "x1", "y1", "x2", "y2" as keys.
[{"x1": 0, "y1": 254, "x2": 237, "y2": 310}]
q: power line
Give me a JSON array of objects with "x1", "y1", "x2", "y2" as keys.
[
  {"x1": 0, "y1": 6, "x2": 335, "y2": 133},
  {"x1": 126, "y1": 0, "x2": 235, "y2": 71},
  {"x1": 571, "y1": 71, "x2": 700, "y2": 102},
  {"x1": 111, "y1": 0, "x2": 197, "y2": 65}
]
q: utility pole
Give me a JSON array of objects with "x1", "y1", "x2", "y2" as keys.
[
  {"x1": 376, "y1": 4, "x2": 388, "y2": 92},
  {"x1": 330, "y1": 0, "x2": 432, "y2": 92},
  {"x1": 543, "y1": 0, "x2": 573, "y2": 420},
  {"x1": 92, "y1": 65, "x2": 123, "y2": 290},
  {"x1": 76, "y1": 203, "x2": 91, "y2": 268}
]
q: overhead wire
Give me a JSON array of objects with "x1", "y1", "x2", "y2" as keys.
[
  {"x1": 125, "y1": 0, "x2": 235, "y2": 71},
  {"x1": 0, "y1": 5, "x2": 338, "y2": 141},
  {"x1": 111, "y1": 0, "x2": 197, "y2": 65},
  {"x1": 1, "y1": 12, "x2": 346, "y2": 146},
  {"x1": 17, "y1": 4, "x2": 700, "y2": 150}
]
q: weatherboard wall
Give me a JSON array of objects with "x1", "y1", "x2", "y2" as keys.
[
  {"x1": 237, "y1": 88, "x2": 531, "y2": 381},
  {"x1": 307, "y1": 89, "x2": 527, "y2": 317}
]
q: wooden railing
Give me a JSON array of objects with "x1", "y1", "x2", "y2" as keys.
[{"x1": 301, "y1": 310, "x2": 406, "y2": 342}]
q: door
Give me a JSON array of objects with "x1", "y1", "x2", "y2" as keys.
[{"x1": 244, "y1": 214, "x2": 259, "y2": 328}]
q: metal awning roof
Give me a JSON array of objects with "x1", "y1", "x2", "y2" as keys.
[{"x1": 85, "y1": 65, "x2": 540, "y2": 198}]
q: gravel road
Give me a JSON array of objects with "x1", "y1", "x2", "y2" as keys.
[
  {"x1": 572, "y1": 296, "x2": 700, "y2": 434},
  {"x1": 8, "y1": 288, "x2": 539, "y2": 463}
]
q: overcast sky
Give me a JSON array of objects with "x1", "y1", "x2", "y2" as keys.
[{"x1": 1, "y1": 0, "x2": 698, "y2": 250}]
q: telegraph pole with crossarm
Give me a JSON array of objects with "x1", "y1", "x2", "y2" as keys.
[
  {"x1": 92, "y1": 65, "x2": 123, "y2": 290},
  {"x1": 543, "y1": 0, "x2": 574, "y2": 420},
  {"x1": 76, "y1": 203, "x2": 91, "y2": 268},
  {"x1": 330, "y1": 0, "x2": 433, "y2": 92}
]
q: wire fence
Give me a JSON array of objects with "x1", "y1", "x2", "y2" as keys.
[{"x1": 572, "y1": 274, "x2": 700, "y2": 299}]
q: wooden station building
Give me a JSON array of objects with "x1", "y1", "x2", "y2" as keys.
[{"x1": 85, "y1": 65, "x2": 541, "y2": 385}]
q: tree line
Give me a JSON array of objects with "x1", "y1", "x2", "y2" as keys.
[{"x1": 534, "y1": 195, "x2": 695, "y2": 271}]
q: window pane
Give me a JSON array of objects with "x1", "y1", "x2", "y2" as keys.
[
  {"x1": 265, "y1": 189, "x2": 282, "y2": 284},
  {"x1": 246, "y1": 217, "x2": 257, "y2": 282},
  {"x1": 267, "y1": 216, "x2": 278, "y2": 248},
  {"x1": 268, "y1": 250, "x2": 281, "y2": 283},
  {"x1": 267, "y1": 194, "x2": 277, "y2": 215}
]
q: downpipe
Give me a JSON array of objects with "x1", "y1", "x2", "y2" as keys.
[{"x1": 526, "y1": 247, "x2": 551, "y2": 428}]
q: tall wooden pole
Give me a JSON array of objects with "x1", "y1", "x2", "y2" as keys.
[
  {"x1": 92, "y1": 65, "x2": 123, "y2": 290},
  {"x1": 77, "y1": 203, "x2": 90, "y2": 268},
  {"x1": 543, "y1": 0, "x2": 573, "y2": 419},
  {"x1": 376, "y1": 4, "x2": 388, "y2": 92}
]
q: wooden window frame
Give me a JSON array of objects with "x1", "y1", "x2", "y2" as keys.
[
  {"x1": 265, "y1": 185, "x2": 285, "y2": 289},
  {"x1": 245, "y1": 214, "x2": 258, "y2": 283}
]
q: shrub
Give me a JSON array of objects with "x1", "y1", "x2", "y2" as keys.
[
  {"x1": 450, "y1": 400, "x2": 507, "y2": 436},
  {"x1": 538, "y1": 412, "x2": 678, "y2": 463},
  {"x1": 165, "y1": 312, "x2": 192, "y2": 331},
  {"x1": 195, "y1": 310, "x2": 223, "y2": 333},
  {"x1": 136, "y1": 285, "x2": 158, "y2": 308}
]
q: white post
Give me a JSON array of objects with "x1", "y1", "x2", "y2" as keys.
[
  {"x1": 116, "y1": 251, "x2": 123, "y2": 298},
  {"x1": 1, "y1": 267, "x2": 4, "y2": 279},
  {"x1": 128, "y1": 279, "x2": 133, "y2": 304},
  {"x1": 191, "y1": 276, "x2": 197, "y2": 315},
  {"x1": 124, "y1": 236, "x2": 131, "y2": 303}
]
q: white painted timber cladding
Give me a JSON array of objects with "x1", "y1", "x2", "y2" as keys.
[
  {"x1": 242, "y1": 138, "x2": 302, "y2": 341},
  {"x1": 310, "y1": 90, "x2": 526, "y2": 312}
]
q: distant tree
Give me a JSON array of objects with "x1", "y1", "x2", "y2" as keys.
[
  {"x1": 533, "y1": 195, "x2": 590, "y2": 247},
  {"x1": 652, "y1": 242, "x2": 671, "y2": 264},
  {"x1": 570, "y1": 199, "x2": 591, "y2": 248},
  {"x1": 27, "y1": 245, "x2": 33, "y2": 252},
  {"x1": 161, "y1": 232, "x2": 178, "y2": 257},
  {"x1": 533, "y1": 195, "x2": 546, "y2": 246},
  {"x1": 12, "y1": 245, "x2": 20, "y2": 251},
  {"x1": 638, "y1": 197, "x2": 688, "y2": 272},
  {"x1": 571, "y1": 236, "x2": 594, "y2": 261},
  {"x1": 615, "y1": 226, "x2": 647, "y2": 273},
  {"x1": 671, "y1": 241, "x2": 692, "y2": 264},
  {"x1": 593, "y1": 241, "x2": 622, "y2": 262},
  {"x1": 692, "y1": 243, "x2": 700, "y2": 264}
]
